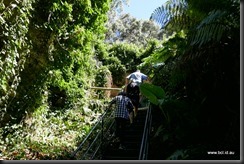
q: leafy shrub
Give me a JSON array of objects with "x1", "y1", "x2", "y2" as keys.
[
  {"x1": 94, "y1": 66, "x2": 112, "y2": 98},
  {"x1": 104, "y1": 56, "x2": 126, "y2": 86}
]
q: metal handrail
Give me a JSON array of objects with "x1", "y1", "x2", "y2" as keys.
[
  {"x1": 71, "y1": 101, "x2": 152, "y2": 160},
  {"x1": 70, "y1": 107, "x2": 115, "y2": 160},
  {"x1": 70, "y1": 112, "x2": 106, "y2": 157},
  {"x1": 138, "y1": 103, "x2": 152, "y2": 160}
]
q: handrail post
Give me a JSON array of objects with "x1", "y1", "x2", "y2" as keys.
[{"x1": 101, "y1": 109, "x2": 104, "y2": 159}]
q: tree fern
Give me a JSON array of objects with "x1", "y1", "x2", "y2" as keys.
[
  {"x1": 189, "y1": 10, "x2": 227, "y2": 47},
  {"x1": 150, "y1": 0, "x2": 188, "y2": 29}
]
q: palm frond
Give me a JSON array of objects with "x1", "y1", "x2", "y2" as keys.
[
  {"x1": 189, "y1": 10, "x2": 227, "y2": 47},
  {"x1": 150, "y1": 0, "x2": 188, "y2": 28},
  {"x1": 150, "y1": 5, "x2": 169, "y2": 28}
]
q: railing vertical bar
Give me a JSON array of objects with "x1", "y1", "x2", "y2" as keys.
[
  {"x1": 71, "y1": 106, "x2": 117, "y2": 160},
  {"x1": 138, "y1": 102, "x2": 152, "y2": 160},
  {"x1": 101, "y1": 112, "x2": 104, "y2": 158},
  {"x1": 71, "y1": 109, "x2": 107, "y2": 158}
]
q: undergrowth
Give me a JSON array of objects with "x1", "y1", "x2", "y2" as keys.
[{"x1": 0, "y1": 99, "x2": 107, "y2": 160}]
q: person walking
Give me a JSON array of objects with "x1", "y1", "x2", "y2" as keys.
[
  {"x1": 125, "y1": 70, "x2": 148, "y2": 116},
  {"x1": 126, "y1": 70, "x2": 148, "y2": 87},
  {"x1": 108, "y1": 91, "x2": 134, "y2": 149},
  {"x1": 126, "y1": 82, "x2": 139, "y2": 122}
]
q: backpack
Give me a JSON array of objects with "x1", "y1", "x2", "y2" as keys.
[{"x1": 126, "y1": 82, "x2": 140, "y2": 98}]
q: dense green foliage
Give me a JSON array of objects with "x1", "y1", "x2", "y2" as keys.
[
  {"x1": 0, "y1": 0, "x2": 240, "y2": 160},
  {"x1": 1, "y1": 0, "x2": 111, "y2": 159},
  {"x1": 142, "y1": 0, "x2": 240, "y2": 160},
  {"x1": 94, "y1": 42, "x2": 145, "y2": 87}
]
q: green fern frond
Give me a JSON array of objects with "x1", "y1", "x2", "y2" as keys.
[
  {"x1": 190, "y1": 10, "x2": 227, "y2": 47},
  {"x1": 150, "y1": 0, "x2": 188, "y2": 28}
]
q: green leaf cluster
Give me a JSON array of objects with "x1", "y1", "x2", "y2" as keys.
[
  {"x1": 146, "y1": 0, "x2": 240, "y2": 160},
  {"x1": 140, "y1": 83, "x2": 165, "y2": 105},
  {"x1": 0, "y1": 0, "x2": 112, "y2": 160}
]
